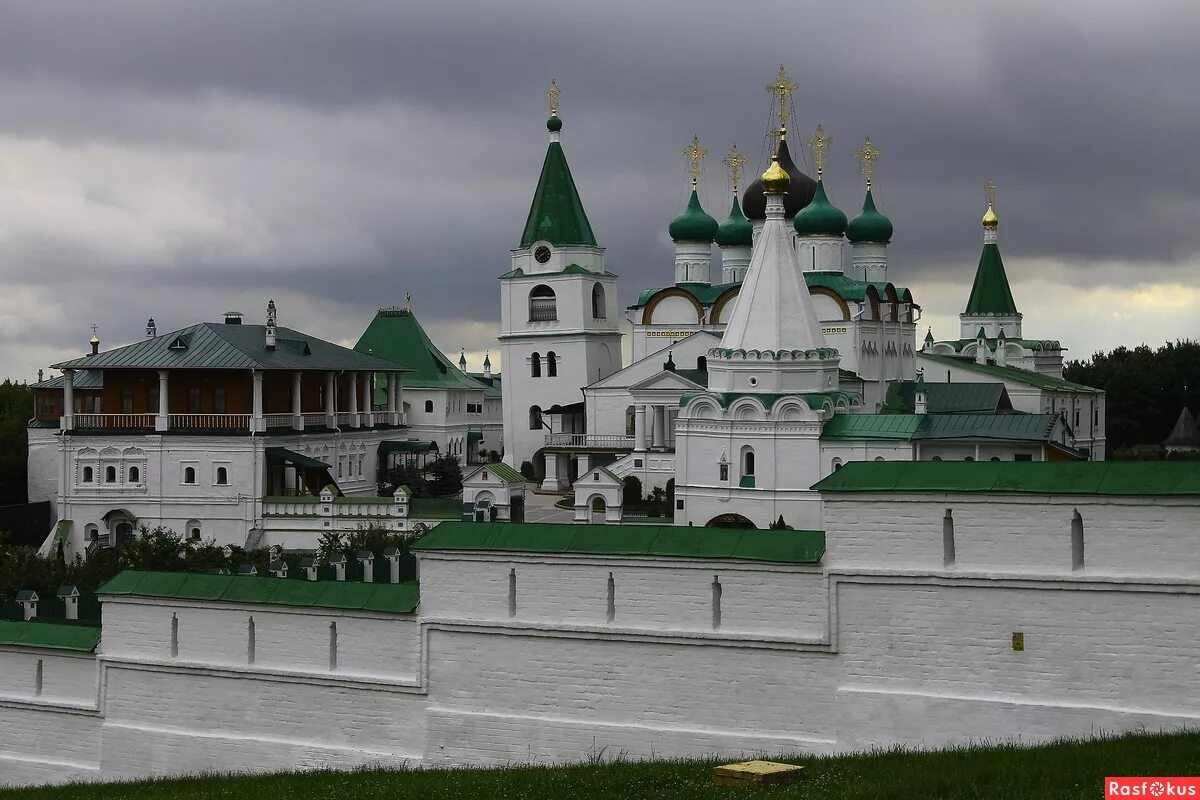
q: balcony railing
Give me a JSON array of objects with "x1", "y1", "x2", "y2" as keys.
[
  {"x1": 544, "y1": 433, "x2": 635, "y2": 449},
  {"x1": 170, "y1": 413, "x2": 252, "y2": 430},
  {"x1": 335, "y1": 412, "x2": 357, "y2": 427},
  {"x1": 263, "y1": 414, "x2": 295, "y2": 430},
  {"x1": 74, "y1": 413, "x2": 154, "y2": 430}
]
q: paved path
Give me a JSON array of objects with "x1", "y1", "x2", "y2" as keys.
[{"x1": 524, "y1": 491, "x2": 575, "y2": 524}]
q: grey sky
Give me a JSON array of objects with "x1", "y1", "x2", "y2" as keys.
[{"x1": 2, "y1": 0, "x2": 1198, "y2": 378}]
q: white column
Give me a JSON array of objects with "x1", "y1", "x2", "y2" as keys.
[
  {"x1": 155, "y1": 370, "x2": 169, "y2": 432},
  {"x1": 325, "y1": 372, "x2": 337, "y2": 428},
  {"x1": 634, "y1": 405, "x2": 647, "y2": 451},
  {"x1": 292, "y1": 372, "x2": 304, "y2": 431},
  {"x1": 396, "y1": 373, "x2": 405, "y2": 425},
  {"x1": 386, "y1": 373, "x2": 398, "y2": 425},
  {"x1": 251, "y1": 370, "x2": 264, "y2": 432},
  {"x1": 652, "y1": 405, "x2": 666, "y2": 449},
  {"x1": 576, "y1": 453, "x2": 591, "y2": 474},
  {"x1": 361, "y1": 371, "x2": 374, "y2": 427},
  {"x1": 541, "y1": 453, "x2": 560, "y2": 491},
  {"x1": 62, "y1": 369, "x2": 75, "y2": 430},
  {"x1": 348, "y1": 372, "x2": 360, "y2": 428}
]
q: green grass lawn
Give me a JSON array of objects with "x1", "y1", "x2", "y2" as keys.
[{"x1": 5, "y1": 730, "x2": 1197, "y2": 799}]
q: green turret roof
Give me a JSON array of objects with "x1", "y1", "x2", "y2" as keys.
[
  {"x1": 846, "y1": 188, "x2": 893, "y2": 244},
  {"x1": 794, "y1": 178, "x2": 847, "y2": 237},
  {"x1": 355, "y1": 307, "x2": 492, "y2": 393},
  {"x1": 519, "y1": 123, "x2": 597, "y2": 248},
  {"x1": 669, "y1": 188, "x2": 719, "y2": 243},
  {"x1": 964, "y1": 243, "x2": 1018, "y2": 315},
  {"x1": 715, "y1": 194, "x2": 753, "y2": 247}
]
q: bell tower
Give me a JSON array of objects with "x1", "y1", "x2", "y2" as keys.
[{"x1": 499, "y1": 82, "x2": 622, "y2": 475}]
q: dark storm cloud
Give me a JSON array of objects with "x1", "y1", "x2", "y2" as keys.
[{"x1": 1, "y1": 0, "x2": 1198, "y2": 375}]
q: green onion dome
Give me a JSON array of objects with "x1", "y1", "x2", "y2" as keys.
[
  {"x1": 669, "y1": 188, "x2": 719, "y2": 243},
  {"x1": 715, "y1": 195, "x2": 753, "y2": 247},
  {"x1": 846, "y1": 188, "x2": 893, "y2": 244},
  {"x1": 547, "y1": 114, "x2": 562, "y2": 132},
  {"x1": 793, "y1": 178, "x2": 847, "y2": 237}
]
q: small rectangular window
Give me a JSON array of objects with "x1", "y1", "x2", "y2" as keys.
[
  {"x1": 188, "y1": 388, "x2": 201, "y2": 413},
  {"x1": 148, "y1": 389, "x2": 159, "y2": 413},
  {"x1": 213, "y1": 388, "x2": 226, "y2": 414},
  {"x1": 121, "y1": 388, "x2": 133, "y2": 414},
  {"x1": 719, "y1": 463, "x2": 729, "y2": 481}
]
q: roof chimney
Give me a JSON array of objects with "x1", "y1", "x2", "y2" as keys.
[
  {"x1": 146, "y1": 317, "x2": 157, "y2": 338},
  {"x1": 265, "y1": 300, "x2": 277, "y2": 350},
  {"x1": 37, "y1": 369, "x2": 43, "y2": 383},
  {"x1": 223, "y1": 311, "x2": 243, "y2": 325}
]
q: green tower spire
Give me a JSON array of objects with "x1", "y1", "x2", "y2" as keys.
[
  {"x1": 963, "y1": 204, "x2": 1017, "y2": 315},
  {"x1": 519, "y1": 94, "x2": 597, "y2": 248}
]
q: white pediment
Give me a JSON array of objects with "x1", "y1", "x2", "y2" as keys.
[
  {"x1": 587, "y1": 330, "x2": 720, "y2": 390},
  {"x1": 628, "y1": 370, "x2": 706, "y2": 393}
]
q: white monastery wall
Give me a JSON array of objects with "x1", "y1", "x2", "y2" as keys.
[
  {"x1": 5, "y1": 494, "x2": 1200, "y2": 787},
  {"x1": 26, "y1": 427, "x2": 60, "y2": 509}
]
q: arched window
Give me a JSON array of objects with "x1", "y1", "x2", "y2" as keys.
[
  {"x1": 85, "y1": 523, "x2": 99, "y2": 542},
  {"x1": 529, "y1": 405, "x2": 543, "y2": 431},
  {"x1": 529, "y1": 285, "x2": 557, "y2": 321},
  {"x1": 624, "y1": 405, "x2": 635, "y2": 437},
  {"x1": 931, "y1": 456, "x2": 942, "y2": 462},
  {"x1": 82, "y1": 466, "x2": 94, "y2": 483},
  {"x1": 964, "y1": 456, "x2": 975, "y2": 462},
  {"x1": 741, "y1": 446, "x2": 755, "y2": 477},
  {"x1": 546, "y1": 351, "x2": 557, "y2": 377},
  {"x1": 990, "y1": 456, "x2": 1001, "y2": 461},
  {"x1": 183, "y1": 466, "x2": 196, "y2": 484},
  {"x1": 832, "y1": 458, "x2": 843, "y2": 471},
  {"x1": 591, "y1": 283, "x2": 606, "y2": 319},
  {"x1": 128, "y1": 466, "x2": 140, "y2": 483},
  {"x1": 530, "y1": 352, "x2": 541, "y2": 378},
  {"x1": 696, "y1": 355, "x2": 707, "y2": 371},
  {"x1": 424, "y1": 400, "x2": 433, "y2": 413},
  {"x1": 186, "y1": 520, "x2": 202, "y2": 541},
  {"x1": 216, "y1": 466, "x2": 228, "y2": 485},
  {"x1": 105, "y1": 466, "x2": 117, "y2": 483}
]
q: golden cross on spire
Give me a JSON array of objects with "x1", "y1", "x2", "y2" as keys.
[
  {"x1": 854, "y1": 136, "x2": 881, "y2": 187},
  {"x1": 90, "y1": 324, "x2": 98, "y2": 336},
  {"x1": 808, "y1": 124, "x2": 832, "y2": 178},
  {"x1": 722, "y1": 144, "x2": 748, "y2": 194},
  {"x1": 765, "y1": 65, "x2": 799, "y2": 138},
  {"x1": 682, "y1": 135, "x2": 708, "y2": 189},
  {"x1": 547, "y1": 80, "x2": 560, "y2": 115},
  {"x1": 985, "y1": 179, "x2": 997, "y2": 208}
]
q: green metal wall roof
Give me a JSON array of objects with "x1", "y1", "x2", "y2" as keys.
[
  {"x1": 964, "y1": 242, "x2": 1018, "y2": 315},
  {"x1": 96, "y1": 570, "x2": 419, "y2": 613},
  {"x1": 821, "y1": 412, "x2": 1061, "y2": 443},
  {"x1": 883, "y1": 381, "x2": 1011, "y2": 414},
  {"x1": 520, "y1": 141, "x2": 597, "y2": 247},
  {"x1": 54, "y1": 323, "x2": 409, "y2": 373},
  {"x1": 812, "y1": 460, "x2": 1200, "y2": 496},
  {"x1": 355, "y1": 308, "x2": 492, "y2": 393},
  {"x1": 413, "y1": 522, "x2": 825, "y2": 564},
  {"x1": 0, "y1": 621, "x2": 100, "y2": 652},
  {"x1": 468, "y1": 462, "x2": 528, "y2": 485},
  {"x1": 919, "y1": 353, "x2": 1102, "y2": 393},
  {"x1": 628, "y1": 273, "x2": 914, "y2": 310}
]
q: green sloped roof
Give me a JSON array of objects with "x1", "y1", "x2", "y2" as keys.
[
  {"x1": 96, "y1": 570, "x2": 419, "y2": 613},
  {"x1": 355, "y1": 308, "x2": 490, "y2": 391},
  {"x1": 919, "y1": 353, "x2": 1101, "y2": 393},
  {"x1": 883, "y1": 381, "x2": 1011, "y2": 414},
  {"x1": 0, "y1": 621, "x2": 100, "y2": 652},
  {"x1": 412, "y1": 522, "x2": 825, "y2": 564},
  {"x1": 822, "y1": 412, "x2": 1061, "y2": 443},
  {"x1": 469, "y1": 462, "x2": 528, "y2": 485},
  {"x1": 55, "y1": 323, "x2": 409, "y2": 373},
  {"x1": 964, "y1": 243, "x2": 1018, "y2": 315},
  {"x1": 520, "y1": 140, "x2": 597, "y2": 247},
  {"x1": 33, "y1": 370, "x2": 103, "y2": 390},
  {"x1": 813, "y1": 460, "x2": 1200, "y2": 496}
]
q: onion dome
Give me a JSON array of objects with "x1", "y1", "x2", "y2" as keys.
[
  {"x1": 742, "y1": 136, "x2": 817, "y2": 220},
  {"x1": 982, "y1": 203, "x2": 998, "y2": 229},
  {"x1": 669, "y1": 188, "x2": 719, "y2": 243},
  {"x1": 716, "y1": 195, "x2": 753, "y2": 247},
  {"x1": 846, "y1": 187, "x2": 893, "y2": 244},
  {"x1": 793, "y1": 178, "x2": 847, "y2": 237},
  {"x1": 547, "y1": 114, "x2": 562, "y2": 132},
  {"x1": 759, "y1": 153, "x2": 790, "y2": 195}
]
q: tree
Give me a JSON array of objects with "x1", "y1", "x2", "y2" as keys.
[
  {"x1": 1065, "y1": 340, "x2": 1200, "y2": 453},
  {"x1": 0, "y1": 380, "x2": 31, "y2": 505},
  {"x1": 519, "y1": 460, "x2": 536, "y2": 480},
  {"x1": 427, "y1": 454, "x2": 463, "y2": 497},
  {"x1": 622, "y1": 476, "x2": 643, "y2": 506}
]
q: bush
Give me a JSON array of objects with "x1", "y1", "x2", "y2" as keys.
[
  {"x1": 622, "y1": 476, "x2": 643, "y2": 506},
  {"x1": 520, "y1": 460, "x2": 536, "y2": 480}
]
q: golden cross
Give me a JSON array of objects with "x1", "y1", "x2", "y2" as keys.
[
  {"x1": 682, "y1": 135, "x2": 708, "y2": 188},
  {"x1": 547, "y1": 80, "x2": 560, "y2": 115},
  {"x1": 985, "y1": 179, "x2": 997, "y2": 208},
  {"x1": 90, "y1": 323, "x2": 98, "y2": 335},
  {"x1": 765, "y1": 65, "x2": 799, "y2": 135},
  {"x1": 854, "y1": 136, "x2": 881, "y2": 186},
  {"x1": 722, "y1": 144, "x2": 748, "y2": 194},
  {"x1": 808, "y1": 124, "x2": 832, "y2": 177}
]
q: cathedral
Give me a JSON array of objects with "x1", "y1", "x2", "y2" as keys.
[{"x1": 500, "y1": 70, "x2": 1105, "y2": 528}]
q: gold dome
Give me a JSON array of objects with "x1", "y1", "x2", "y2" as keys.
[
  {"x1": 760, "y1": 154, "x2": 790, "y2": 195},
  {"x1": 981, "y1": 204, "x2": 998, "y2": 229}
]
